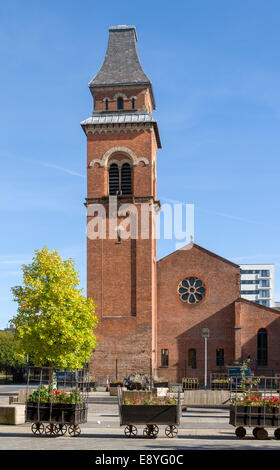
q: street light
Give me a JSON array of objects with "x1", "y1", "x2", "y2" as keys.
[{"x1": 201, "y1": 328, "x2": 210, "y2": 389}]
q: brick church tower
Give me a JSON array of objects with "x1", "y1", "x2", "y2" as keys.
[{"x1": 81, "y1": 26, "x2": 161, "y2": 381}]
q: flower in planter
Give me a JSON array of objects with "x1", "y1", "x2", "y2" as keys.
[
  {"x1": 28, "y1": 386, "x2": 83, "y2": 404},
  {"x1": 236, "y1": 394, "x2": 280, "y2": 408},
  {"x1": 144, "y1": 398, "x2": 153, "y2": 405},
  {"x1": 122, "y1": 395, "x2": 177, "y2": 406}
]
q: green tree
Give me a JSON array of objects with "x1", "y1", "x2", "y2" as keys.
[
  {"x1": 0, "y1": 331, "x2": 25, "y2": 368},
  {"x1": 11, "y1": 247, "x2": 98, "y2": 368}
]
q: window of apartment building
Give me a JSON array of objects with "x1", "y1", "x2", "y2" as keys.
[
  {"x1": 241, "y1": 280, "x2": 259, "y2": 284},
  {"x1": 257, "y1": 329, "x2": 268, "y2": 366},
  {"x1": 241, "y1": 270, "x2": 260, "y2": 274},
  {"x1": 216, "y1": 348, "x2": 224, "y2": 366},
  {"x1": 260, "y1": 280, "x2": 270, "y2": 287},
  {"x1": 260, "y1": 290, "x2": 270, "y2": 298},
  {"x1": 161, "y1": 349, "x2": 169, "y2": 367},
  {"x1": 260, "y1": 270, "x2": 270, "y2": 277},
  {"x1": 240, "y1": 290, "x2": 259, "y2": 295}
]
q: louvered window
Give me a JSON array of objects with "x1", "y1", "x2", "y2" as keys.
[
  {"x1": 121, "y1": 163, "x2": 132, "y2": 194},
  {"x1": 109, "y1": 164, "x2": 119, "y2": 195}
]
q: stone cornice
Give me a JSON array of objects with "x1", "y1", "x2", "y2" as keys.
[
  {"x1": 83, "y1": 121, "x2": 153, "y2": 136},
  {"x1": 85, "y1": 195, "x2": 161, "y2": 211}
]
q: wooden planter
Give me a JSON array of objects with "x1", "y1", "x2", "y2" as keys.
[
  {"x1": 211, "y1": 382, "x2": 229, "y2": 390},
  {"x1": 26, "y1": 402, "x2": 87, "y2": 424},
  {"x1": 230, "y1": 405, "x2": 280, "y2": 427},
  {"x1": 120, "y1": 404, "x2": 179, "y2": 425},
  {"x1": 109, "y1": 383, "x2": 123, "y2": 396}
]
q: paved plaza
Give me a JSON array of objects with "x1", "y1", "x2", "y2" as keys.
[{"x1": 0, "y1": 391, "x2": 280, "y2": 450}]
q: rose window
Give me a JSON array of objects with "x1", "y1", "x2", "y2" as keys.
[{"x1": 178, "y1": 277, "x2": 206, "y2": 304}]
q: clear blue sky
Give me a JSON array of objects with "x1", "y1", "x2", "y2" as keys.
[{"x1": 1, "y1": 0, "x2": 280, "y2": 328}]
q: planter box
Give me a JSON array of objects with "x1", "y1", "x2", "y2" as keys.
[
  {"x1": 120, "y1": 404, "x2": 179, "y2": 425},
  {"x1": 182, "y1": 379, "x2": 199, "y2": 390},
  {"x1": 211, "y1": 383, "x2": 229, "y2": 390},
  {"x1": 109, "y1": 383, "x2": 123, "y2": 396},
  {"x1": 229, "y1": 405, "x2": 280, "y2": 427},
  {"x1": 153, "y1": 382, "x2": 169, "y2": 388},
  {"x1": 26, "y1": 402, "x2": 87, "y2": 424},
  {"x1": 123, "y1": 391, "x2": 156, "y2": 401}
]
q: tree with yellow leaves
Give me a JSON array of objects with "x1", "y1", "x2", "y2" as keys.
[{"x1": 11, "y1": 247, "x2": 98, "y2": 368}]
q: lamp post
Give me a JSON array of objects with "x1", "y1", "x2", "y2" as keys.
[{"x1": 201, "y1": 328, "x2": 210, "y2": 389}]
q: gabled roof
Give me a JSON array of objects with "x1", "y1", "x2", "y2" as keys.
[
  {"x1": 89, "y1": 26, "x2": 155, "y2": 105},
  {"x1": 158, "y1": 243, "x2": 240, "y2": 269},
  {"x1": 235, "y1": 297, "x2": 280, "y2": 315}
]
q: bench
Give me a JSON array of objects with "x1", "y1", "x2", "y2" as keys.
[{"x1": 0, "y1": 405, "x2": 25, "y2": 425}]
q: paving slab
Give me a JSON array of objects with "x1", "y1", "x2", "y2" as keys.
[{"x1": 0, "y1": 404, "x2": 279, "y2": 450}]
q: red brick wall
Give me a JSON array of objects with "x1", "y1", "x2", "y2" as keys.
[
  {"x1": 86, "y1": 92, "x2": 159, "y2": 380},
  {"x1": 234, "y1": 299, "x2": 280, "y2": 374},
  {"x1": 92, "y1": 85, "x2": 153, "y2": 113},
  {"x1": 156, "y1": 245, "x2": 240, "y2": 382},
  {"x1": 87, "y1": 130, "x2": 155, "y2": 198}
]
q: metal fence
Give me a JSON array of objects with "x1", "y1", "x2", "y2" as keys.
[{"x1": 229, "y1": 375, "x2": 280, "y2": 403}]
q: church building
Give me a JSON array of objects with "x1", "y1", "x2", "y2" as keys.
[{"x1": 81, "y1": 25, "x2": 280, "y2": 383}]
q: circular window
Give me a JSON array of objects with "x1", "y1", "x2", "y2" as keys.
[{"x1": 178, "y1": 277, "x2": 206, "y2": 304}]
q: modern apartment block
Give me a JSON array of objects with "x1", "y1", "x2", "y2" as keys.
[{"x1": 240, "y1": 264, "x2": 275, "y2": 307}]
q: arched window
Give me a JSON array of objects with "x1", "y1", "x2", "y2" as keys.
[
  {"x1": 188, "y1": 349, "x2": 196, "y2": 369},
  {"x1": 121, "y1": 163, "x2": 132, "y2": 194},
  {"x1": 108, "y1": 164, "x2": 119, "y2": 195},
  {"x1": 131, "y1": 98, "x2": 135, "y2": 109},
  {"x1": 105, "y1": 99, "x2": 109, "y2": 111},
  {"x1": 117, "y1": 97, "x2": 124, "y2": 110},
  {"x1": 257, "y1": 328, "x2": 268, "y2": 366}
]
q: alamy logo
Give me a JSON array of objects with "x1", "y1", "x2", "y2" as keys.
[{"x1": 87, "y1": 196, "x2": 194, "y2": 250}]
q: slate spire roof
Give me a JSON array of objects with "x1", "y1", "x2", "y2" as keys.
[{"x1": 89, "y1": 25, "x2": 151, "y2": 88}]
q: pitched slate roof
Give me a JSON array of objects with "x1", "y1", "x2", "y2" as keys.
[
  {"x1": 80, "y1": 112, "x2": 161, "y2": 148},
  {"x1": 89, "y1": 25, "x2": 151, "y2": 88},
  {"x1": 81, "y1": 112, "x2": 156, "y2": 125}
]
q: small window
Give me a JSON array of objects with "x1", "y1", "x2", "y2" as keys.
[
  {"x1": 257, "y1": 328, "x2": 268, "y2": 366},
  {"x1": 216, "y1": 348, "x2": 224, "y2": 366},
  {"x1": 188, "y1": 349, "x2": 196, "y2": 369},
  {"x1": 105, "y1": 99, "x2": 109, "y2": 111},
  {"x1": 117, "y1": 97, "x2": 124, "y2": 110},
  {"x1": 131, "y1": 98, "x2": 135, "y2": 109},
  {"x1": 161, "y1": 349, "x2": 169, "y2": 367}
]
